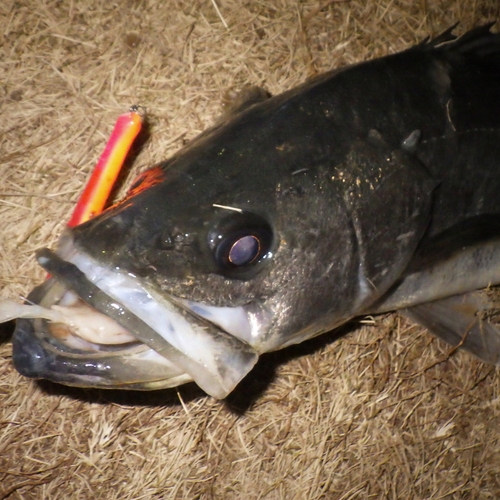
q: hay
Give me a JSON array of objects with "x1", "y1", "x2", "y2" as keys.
[{"x1": 1, "y1": 0, "x2": 500, "y2": 498}]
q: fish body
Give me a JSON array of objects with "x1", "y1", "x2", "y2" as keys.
[{"x1": 11, "y1": 25, "x2": 500, "y2": 398}]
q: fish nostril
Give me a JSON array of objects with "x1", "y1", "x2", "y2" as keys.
[{"x1": 159, "y1": 232, "x2": 175, "y2": 250}]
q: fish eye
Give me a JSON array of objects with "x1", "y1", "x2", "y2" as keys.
[
  {"x1": 208, "y1": 213, "x2": 273, "y2": 271},
  {"x1": 228, "y1": 235, "x2": 260, "y2": 266}
]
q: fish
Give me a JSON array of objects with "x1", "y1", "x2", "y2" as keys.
[{"x1": 6, "y1": 24, "x2": 500, "y2": 399}]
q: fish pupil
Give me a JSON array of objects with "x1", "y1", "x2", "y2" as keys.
[{"x1": 228, "y1": 235, "x2": 260, "y2": 266}]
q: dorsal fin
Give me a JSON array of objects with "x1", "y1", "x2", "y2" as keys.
[
  {"x1": 418, "y1": 22, "x2": 459, "y2": 47},
  {"x1": 418, "y1": 22, "x2": 499, "y2": 55}
]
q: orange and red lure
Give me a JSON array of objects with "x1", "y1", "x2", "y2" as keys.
[{"x1": 67, "y1": 105, "x2": 145, "y2": 228}]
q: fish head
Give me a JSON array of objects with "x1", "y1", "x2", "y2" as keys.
[
  {"x1": 72, "y1": 147, "x2": 361, "y2": 347},
  {"x1": 13, "y1": 86, "x2": 433, "y2": 398}
]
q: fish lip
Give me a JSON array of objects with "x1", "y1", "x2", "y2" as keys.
[
  {"x1": 11, "y1": 279, "x2": 193, "y2": 390},
  {"x1": 13, "y1": 240, "x2": 261, "y2": 398},
  {"x1": 12, "y1": 316, "x2": 193, "y2": 390}
]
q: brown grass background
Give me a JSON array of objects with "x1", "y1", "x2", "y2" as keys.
[{"x1": 1, "y1": 0, "x2": 500, "y2": 498}]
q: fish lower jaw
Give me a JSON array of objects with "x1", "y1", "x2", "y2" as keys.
[
  {"x1": 13, "y1": 238, "x2": 266, "y2": 398},
  {"x1": 12, "y1": 279, "x2": 194, "y2": 391}
]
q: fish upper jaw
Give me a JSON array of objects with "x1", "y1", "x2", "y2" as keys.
[{"x1": 12, "y1": 234, "x2": 277, "y2": 399}]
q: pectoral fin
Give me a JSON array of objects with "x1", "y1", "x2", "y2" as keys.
[
  {"x1": 372, "y1": 219, "x2": 500, "y2": 314},
  {"x1": 403, "y1": 289, "x2": 500, "y2": 365}
]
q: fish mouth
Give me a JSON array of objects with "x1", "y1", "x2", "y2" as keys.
[{"x1": 12, "y1": 236, "x2": 266, "y2": 399}]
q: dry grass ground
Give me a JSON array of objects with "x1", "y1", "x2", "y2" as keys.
[{"x1": 1, "y1": 0, "x2": 500, "y2": 498}]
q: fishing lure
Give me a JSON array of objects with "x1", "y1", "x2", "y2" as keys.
[{"x1": 67, "y1": 105, "x2": 145, "y2": 227}]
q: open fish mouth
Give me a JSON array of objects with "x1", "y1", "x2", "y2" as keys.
[{"x1": 12, "y1": 235, "x2": 263, "y2": 399}]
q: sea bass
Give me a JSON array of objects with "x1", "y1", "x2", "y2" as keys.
[{"x1": 8, "y1": 24, "x2": 500, "y2": 399}]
